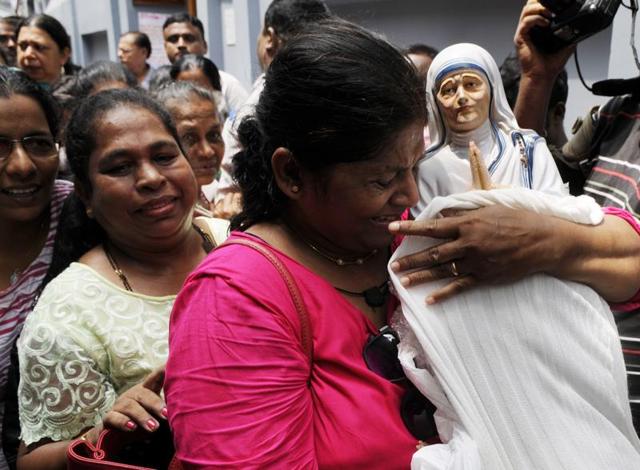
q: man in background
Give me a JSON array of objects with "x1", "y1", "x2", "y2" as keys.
[
  {"x1": 118, "y1": 31, "x2": 154, "y2": 89},
  {"x1": 406, "y1": 43, "x2": 438, "y2": 87},
  {"x1": 162, "y1": 13, "x2": 248, "y2": 116},
  {"x1": 0, "y1": 16, "x2": 22, "y2": 67}
]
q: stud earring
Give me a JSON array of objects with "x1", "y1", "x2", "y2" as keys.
[
  {"x1": 86, "y1": 208, "x2": 93, "y2": 218},
  {"x1": 291, "y1": 185, "x2": 300, "y2": 193}
]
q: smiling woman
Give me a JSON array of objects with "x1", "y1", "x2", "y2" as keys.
[
  {"x1": 0, "y1": 67, "x2": 71, "y2": 470},
  {"x1": 153, "y1": 81, "x2": 225, "y2": 214},
  {"x1": 15, "y1": 89, "x2": 228, "y2": 470}
]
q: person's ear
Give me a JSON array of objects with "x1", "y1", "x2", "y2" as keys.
[
  {"x1": 265, "y1": 27, "x2": 280, "y2": 60},
  {"x1": 60, "y1": 47, "x2": 71, "y2": 69},
  {"x1": 272, "y1": 147, "x2": 303, "y2": 199},
  {"x1": 203, "y1": 39, "x2": 208, "y2": 55}
]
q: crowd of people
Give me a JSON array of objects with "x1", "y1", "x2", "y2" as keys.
[{"x1": 1, "y1": 0, "x2": 640, "y2": 469}]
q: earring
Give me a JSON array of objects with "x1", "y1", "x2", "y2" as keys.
[
  {"x1": 291, "y1": 185, "x2": 300, "y2": 193},
  {"x1": 86, "y1": 208, "x2": 93, "y2": 218}
]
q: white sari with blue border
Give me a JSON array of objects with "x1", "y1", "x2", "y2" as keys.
[{"x1": 414, "y1": 43, "x2": 566, "y2": 215}]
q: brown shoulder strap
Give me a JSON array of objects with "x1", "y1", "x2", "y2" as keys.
[{"x1": 216, "y1": 238, "x2": 313, "y2": 363}]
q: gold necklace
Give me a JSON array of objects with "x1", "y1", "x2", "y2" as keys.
[
  {"x1": 286, "y1": 223, "x2": 378, "y2": 266},
  {"x1": 103, "y1": 224, "x2": 215, "y2": 292}
]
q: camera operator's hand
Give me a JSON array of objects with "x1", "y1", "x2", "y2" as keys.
[
  {"x1": 515, "y1": 0, "x2": 575, "y2": 80},
  {"x1": 514, "y1": 0, "x2": 575, "y2": 134}
]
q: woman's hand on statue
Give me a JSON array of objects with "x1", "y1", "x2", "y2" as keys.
[
  {"x1": 389, "y1": 205, "x2": 551, "y2": 303},
  {"x1": 102, "y1": 367, "x2": 167, "y2": 433},
  {"x1": 515, "y1": 0, "x2": 575, "y2": 81}
]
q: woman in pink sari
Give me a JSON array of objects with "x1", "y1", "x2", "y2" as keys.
[{"x1": 165, "y1": 19, "x2": 640, "y2": 469}]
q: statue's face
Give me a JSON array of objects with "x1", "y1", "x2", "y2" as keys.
[{"x1": 436, "y1": 69, "x2": 490, "y2": 133}]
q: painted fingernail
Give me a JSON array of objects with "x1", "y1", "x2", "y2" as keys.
[
  {"x1": 390, "y1": 261, "x2": 400, "y2": 272},
  {"x1": 125, "y1": 420, "x2": 137, "y2": 430},
  {"x1": 146, "y1": 419, "x2": 157, "y2": 431},
  {"x1": 161, "y1": 407, "x2": 168, "y2": 418},
  {"x1": 388, "y1": 221, "x2": 399, "y2": 231}
]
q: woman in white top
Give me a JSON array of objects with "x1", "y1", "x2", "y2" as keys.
[
  {"x1": 415, "y1": 42, "x2": 565, "y2": 214},
  {"x1": 16, "y1": 89, "x2": 227, "y2": 470}
]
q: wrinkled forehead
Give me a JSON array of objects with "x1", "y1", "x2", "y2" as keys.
[{"x1": 435, "y1": 63, "x2": 489, "y2": 90}]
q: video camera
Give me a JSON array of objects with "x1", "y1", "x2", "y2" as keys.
[{"x1": 530, "y1": 0, "x2": 622, "y2": 53}]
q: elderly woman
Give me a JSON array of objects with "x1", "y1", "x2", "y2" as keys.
[
  {"x1": 16, "y1": 89, "x2": 227, "y2": 470},
  {"x1": 415, "y1": 42, "x2": 564, "y2": 213},
  {"x1": 153, "y1": 81, "x2": 227, "y2": 218},
  {"x1": 15, "y1": 14, "x2": 74, "y2": 88}
]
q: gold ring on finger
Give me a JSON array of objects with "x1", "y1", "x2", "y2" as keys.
[{"x1": 450, "y1": 261, "x2": 460, "y2": 277}]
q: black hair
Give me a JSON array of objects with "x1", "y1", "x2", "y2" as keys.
[
  {"x1": 1, "y1": 15, "x2": 24, "y2": 29},
  {"x1": 170, "y1": 54, "x2": 221, "y2": 91},
  {"x1": 500, "y1": 52, "x2": 568, "y2": 110},
  {"x1": 16, "y1": 14, "x2": 76, "y2": 76},
  {"x1": 74, "y1": 60, "x2": 137, "y2": 98},
  {"x1": 44, "y1": 89, "x2": 183, "y2": 281},
  {"x1": 148, "y1": 64, "x2": 172, "y2": 93},
  {"x1": 0, "y1": 66, "x2": 60, "y2": 138},
  {"x1": 121, "y1": 31, "x2": 152, "y2": 58},
  {"x1": 162, "y1": 13, "x2": 205, "y2": 39},
  {"x1": 0, "y1": 49, "x2": 8, "y2": 66},
  {"x1": 264, "y1": 0, "x2": 331, "y2": 41},
  {"x1": 406, "y1": 43, "x2": 439, "y2": 59},
  {"x1": 231, "y1": 19, "x2": 426, "y2": 230}
]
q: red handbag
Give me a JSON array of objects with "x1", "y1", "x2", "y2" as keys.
[{"x1": 67, "y1": 426, "x2": 182, "y2": 470}]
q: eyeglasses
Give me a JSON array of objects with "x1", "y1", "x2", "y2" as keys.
[
  {"x1": 0, "y1": 136, "x2": 59, "y2": 162},
  {"x1": 0, "y1": 34, "x2": 14, "y2": 45},
  {"x1": 363, "y1": 325, "x2": 438, "y2": 441}
]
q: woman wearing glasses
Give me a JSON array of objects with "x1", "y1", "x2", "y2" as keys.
[
  {"x1": 0, "y1": 67, "x2": 70, "y2": 469},
  {"x1": 165, "y1": 19, "x2": 640, "y2": 469}
]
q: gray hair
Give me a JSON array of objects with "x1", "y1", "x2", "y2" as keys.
[{"x1": 152, "y1": 80, "x2": 227, "y2": 121}]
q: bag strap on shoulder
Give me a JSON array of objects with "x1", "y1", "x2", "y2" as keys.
[{"x1": 217, "y1": 238, "x2": 313, "y2": 363}]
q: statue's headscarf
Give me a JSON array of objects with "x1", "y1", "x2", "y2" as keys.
[{"x1": 426, "y1": 43, "x2": 521, "y2": 154}]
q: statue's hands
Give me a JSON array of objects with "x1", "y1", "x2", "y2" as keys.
[{"x1": 469, "y1": 141, "x2": 493, "y2": 190}]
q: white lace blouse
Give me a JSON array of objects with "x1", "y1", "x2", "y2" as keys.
[{"x1": 17, "y1": 262, "x2": 175, "y2": 445}]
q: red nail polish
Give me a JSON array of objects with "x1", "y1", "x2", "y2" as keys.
[
  {"x1": 161, "y1": 407, "x2": 168, "y2": 418},
  {"x1": 147, "y1": 419, "x2": 157, "y2": 430},
  {"x1": 125, "y1": 420, "x2": 137, "y2": 430}
]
